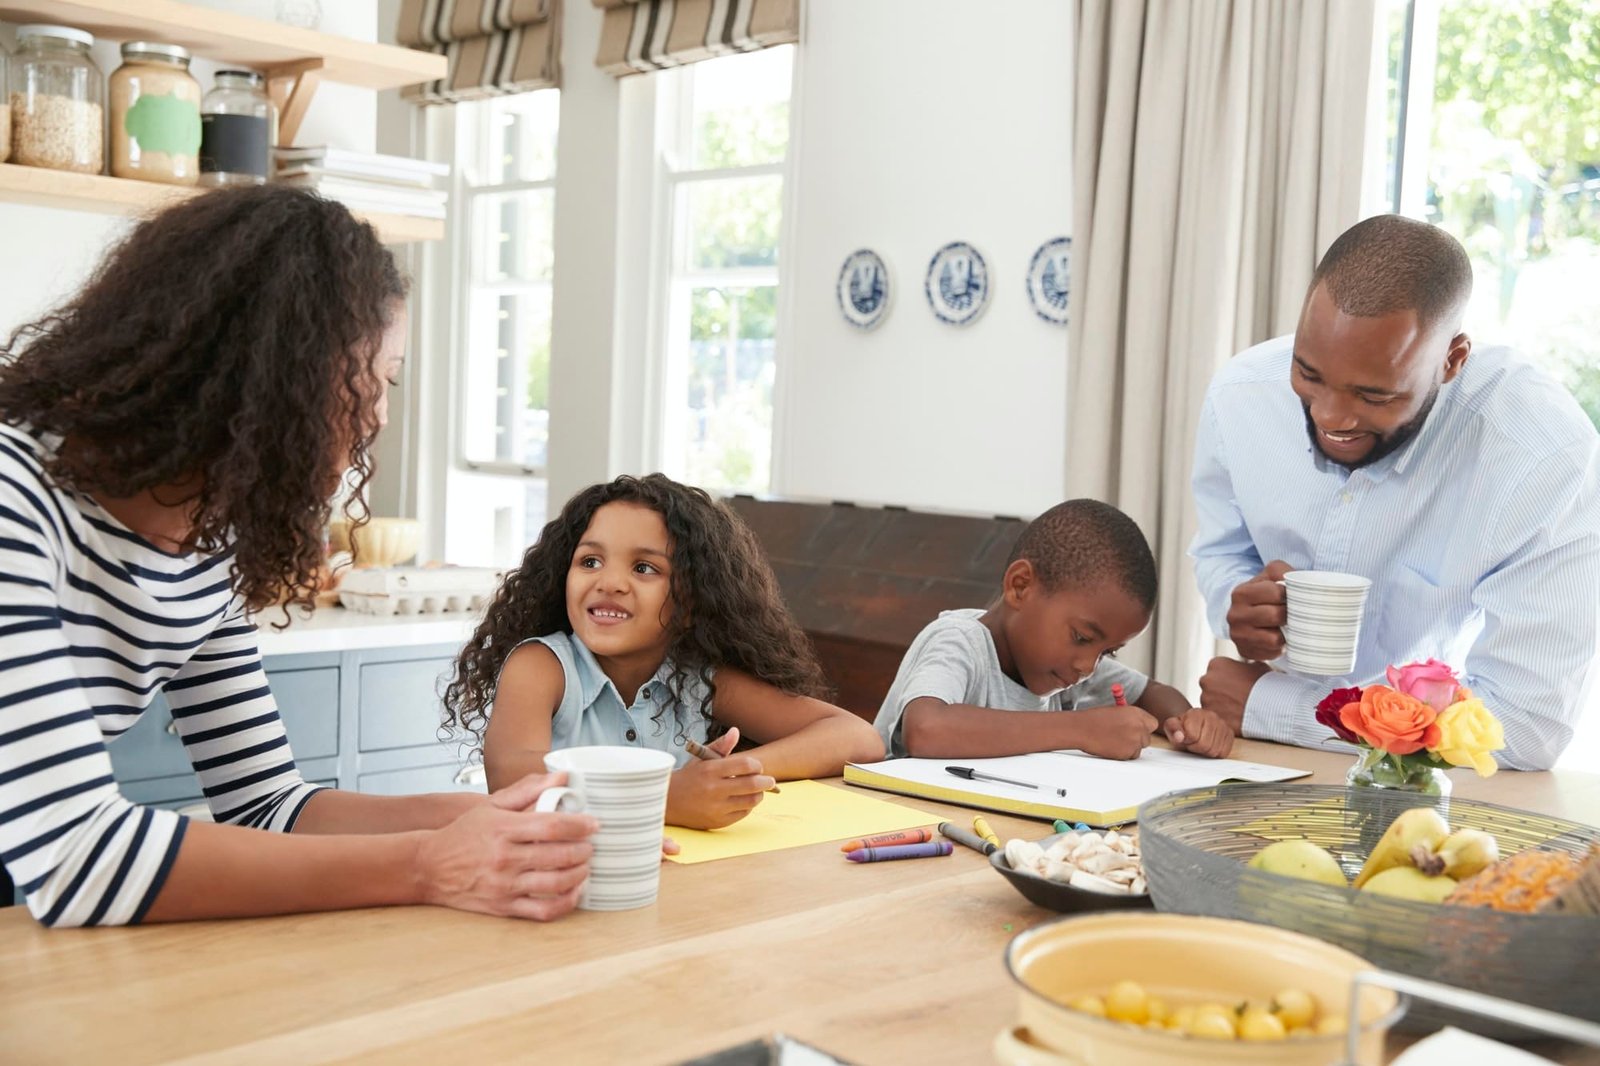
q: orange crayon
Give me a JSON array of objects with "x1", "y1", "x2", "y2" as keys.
[{"x1": 839, "y1": 827, "x2": 935, "y2": 853}]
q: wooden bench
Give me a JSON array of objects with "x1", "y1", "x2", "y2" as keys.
[{"x1": 724, "y1": 496, "x2": 1026, "y2": 721}]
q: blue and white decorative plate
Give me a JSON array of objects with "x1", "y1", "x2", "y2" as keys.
[
  {"x1": 924, "y1": 241, "x2": 990, "y2": 326},
  {"x1": 836, "y1": 248, "x2": 891, "y2": 330},
  {"x1": 1027, "y1": 236, "x2": 1071, "y2": 325}
]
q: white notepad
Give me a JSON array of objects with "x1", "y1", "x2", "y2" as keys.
[{"x1": 843, "y1": 748, "x2": 1312, "y2": 826}]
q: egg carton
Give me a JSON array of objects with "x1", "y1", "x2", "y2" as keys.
[{"x1": 338, "y1": 566, "x2": 503, "y2": 617}]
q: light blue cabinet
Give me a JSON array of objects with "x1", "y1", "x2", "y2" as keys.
[{"x1": 106, "y1": 642, "x2": 483, "y2": 809}]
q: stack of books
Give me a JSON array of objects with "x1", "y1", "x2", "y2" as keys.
[{"x1": 274, "y1": 146, "x2": 449, "y2": 220}]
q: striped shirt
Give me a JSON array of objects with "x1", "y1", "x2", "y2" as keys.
[
  {"x1": 1190, "y1": 335, "x2": 1600, "y2": 770},
  {"x1": 0, "y1": 423, "x2": 324, "y2": 926}
]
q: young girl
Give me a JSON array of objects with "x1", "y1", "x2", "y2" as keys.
[{"x1": 444, "y1": 475, "x2": 885, "y2": 830}]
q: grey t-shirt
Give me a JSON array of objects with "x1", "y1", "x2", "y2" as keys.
[{"x1": 872, "y1": 608, "x2": 1150, "y2": 757}]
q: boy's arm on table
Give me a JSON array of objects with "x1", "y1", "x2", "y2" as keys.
[
  {"x1": 1135, "y1": 680, "x2": 1234, "y2": 759},
  {"x1": 899, "y1": 698, "x2": 1157, "y2": 761}
]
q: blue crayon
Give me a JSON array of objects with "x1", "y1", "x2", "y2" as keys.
[{"x1": 845, "y1": 840, "x2": 954, "y2": 863}]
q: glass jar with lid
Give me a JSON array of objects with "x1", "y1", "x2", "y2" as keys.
[
  {"x1": 0, "y1": 45, "x2": 11, "y2": 164},
  {"x1": 110, "y1": 42, "x2": 202, "y2": 185},
  {"x1": 199, "y1": 70, "x2": 275, "y2": 187},
  {"x1": 8, "y1": 25, "x2": 105, "y2": 174}
]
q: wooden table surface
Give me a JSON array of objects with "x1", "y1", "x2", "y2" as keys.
[{"x1": 2, "y1": 740, "x2": 1598, "y2": 1065}]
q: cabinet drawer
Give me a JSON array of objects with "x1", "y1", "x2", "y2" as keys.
[
  {"x1": 109, "y1": 666, "x2": 339, "y2": 783},
  {"x1": 357, "y1": 657, "x2": 454, "y2": 753},
  {"x1": 358, "y1": 761, "x2": 479, "y2": 796}
]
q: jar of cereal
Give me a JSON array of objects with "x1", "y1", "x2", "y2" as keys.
[
  {"x1": 110, "y1": 42, "x2": 202, "y2": 185},
  {"x1": 9, "y1": 25, "x2": 104, "y2": 174}
]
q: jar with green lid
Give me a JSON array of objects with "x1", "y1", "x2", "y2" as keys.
[
  {"x1": 9, "y1": 24, "x2": 105, "y2": 174},
  {"x1": 199, "y1": 70, "x2": 275, "y2": 186},
  {"x1": 110, "y1": 42, "x2": 202, "y2": 185}
]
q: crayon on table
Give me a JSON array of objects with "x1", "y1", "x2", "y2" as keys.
[
  {"x1": 938, "y1": 821, "x2": 996, "y2": 856},
  {"x1": 844, "y1": 840, "x2": 954, "y2": 863},
  {"x1": 683, "y1": 737, "x2": 780, "y2": 793},
  {"x1": 839, "y1": 827, "x2": 935, "y2": 853},
  {"x1": 972, "y1": 816, "x2": 1001, "y2": 849}
]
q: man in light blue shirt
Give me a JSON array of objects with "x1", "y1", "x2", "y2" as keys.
[{"x1": 1191, "y1": 215, "x2": 1600, "y2": 770}]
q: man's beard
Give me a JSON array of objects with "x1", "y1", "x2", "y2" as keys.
[{"x1": 1303, "y1": 387, "x2": 1438, "y2": 470}]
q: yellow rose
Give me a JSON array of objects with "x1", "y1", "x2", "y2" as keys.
[{"x1": 1429, "y1": 698, "x2": 1505, "y2": 777}]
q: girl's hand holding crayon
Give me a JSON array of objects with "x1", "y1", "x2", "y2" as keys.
[{"x1": 667, "y1": 727, "x2": 778, "y2": 830}]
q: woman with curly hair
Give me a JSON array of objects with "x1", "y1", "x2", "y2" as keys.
[
  {"x1": 0, "y1": 186, "x2": 596, "y2": 928},
  {"x1": 444, "y1": 474, "x2": 884, "y2": 829}
]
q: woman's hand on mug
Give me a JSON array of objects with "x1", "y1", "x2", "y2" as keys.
[
  {"x1": 1227, "y1": 560, "x2": 1294, "y2": 661},
  {"x1": 416, "y1": 771, "x2": 599, "y2": 921}
]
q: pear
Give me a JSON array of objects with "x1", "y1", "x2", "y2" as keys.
[
  {"x1": 1352, "y1": 807, "x2": 1450, "y2": 888},
  {"x1": 1362, "y1": 865, "x2": 1457, "y2": 903},
  {"x1": 1248, "y1": 839, "x2": 1348, "y2": 886}
]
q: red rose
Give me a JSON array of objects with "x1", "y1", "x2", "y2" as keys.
[{"x1": 1315, "y1": 687, "x2": 1363, "y2": 744}]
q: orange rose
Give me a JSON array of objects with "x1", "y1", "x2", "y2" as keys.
[{"x1": 1338, "y1": 685, "x2": 1439, "y2": 755}]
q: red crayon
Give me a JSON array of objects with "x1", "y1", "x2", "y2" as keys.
[
  {"x1": 839, "y1": 827, "x2": 935, "y2": 853},
  {"x1": 845, "y1": 841, "x2": 953, "y2": 863},
  {"x1": 1112, "y1": 683, "x2": 1128, "y2": 706}
]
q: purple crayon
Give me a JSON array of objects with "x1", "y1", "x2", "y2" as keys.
[{"x1": 845, "y1": 840, "x2": 954, "y2": 863}]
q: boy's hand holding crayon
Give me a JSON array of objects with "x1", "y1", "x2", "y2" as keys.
[
  {"x1": 667, "y1": 728, "x2": 778, "y2": 830},
  {"x1": 1069, "y1": 705, "x2": 1159, "y2": 760}
]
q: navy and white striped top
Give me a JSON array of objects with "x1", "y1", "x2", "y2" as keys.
[
  {"x1": 0, "y1": 423, "x2": 324, "y2": 926},
  {"x1": 1190, "y1": 336, "x2": 1600, "y2": 770}
]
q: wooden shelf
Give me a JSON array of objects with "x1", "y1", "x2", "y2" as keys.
[
  {"x1": 0, "y1": 0, "x2": 444, "y2": 89},
  {"x1": 0, "y1": 163, "x2": 445, "y2": 244}
]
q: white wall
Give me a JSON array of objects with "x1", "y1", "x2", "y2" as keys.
[
  {"x1": 0, "y1": 6, "x2": 378, "y2": 343},
  {"x1": 774, "y1": 0, "x2": 1073, "y2": 518}
]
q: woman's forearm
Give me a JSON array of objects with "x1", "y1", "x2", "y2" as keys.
[{"x1": 292, "y1": 787, "x2": 484, "y2": 834}]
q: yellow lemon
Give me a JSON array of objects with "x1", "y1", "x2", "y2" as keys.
[
  {"x1": 1146, "y1": 997, "x2": 1171, "y2": 1024},
  {"x1": 1187, "y1": 1011, "x2": 1237, "y2": 1040},
  {"x1": 1105, "y1": 980, "x2": 1150, "y2": 1024},
  {"x1": 1070, "y1": 995, "x2": 1106, "y2": 1017},
  {"x1": 1238, "y1": 1008, "x2": 1288, "y2": 1041},
  {"x1": 1272, "y1": 988, "x2": 1317, "y2": 1030}
]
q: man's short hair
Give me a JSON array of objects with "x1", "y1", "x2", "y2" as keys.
[
  {"x1": 1008, "y1": 499, "x2": 1157, "y2": 609},
  {"x1": 1310, "y1": 214, "x2": 1474, "y2": 334}
]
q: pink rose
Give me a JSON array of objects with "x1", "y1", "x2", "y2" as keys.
[{"x1": 1385, "y1": 659, "x2": 1460, "y2": 713}]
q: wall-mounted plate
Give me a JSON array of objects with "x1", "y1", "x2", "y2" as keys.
[
  {"x1": 924, "y1": 241, "x2": 990, "y2": 326},
  {"x1": 1027, "y1": 236, "x2": 1071, "y2": 325},
  {"x1": 836, "y1": 248, "x2": 891, "y2": 330}
]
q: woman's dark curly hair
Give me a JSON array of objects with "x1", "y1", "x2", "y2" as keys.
[
  {"x1": 444, "y1": 473, "x2": 830, "y2": 750},
  {"x1": 0, "y1": 185, "x2": 407, "y2": 612}
]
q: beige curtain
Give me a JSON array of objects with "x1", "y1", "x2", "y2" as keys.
[
  {"x1": 1067, "y1": 0, "x2": 1376, "y2": 692},
  {"x1": 397, "y1": 0, "x2": 562, "y2": 103},
  {"x1": 593, "y1": 0, "x2": 798, "y2": 76}
]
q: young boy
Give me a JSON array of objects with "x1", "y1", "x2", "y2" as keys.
[{"x1": 873, "y1": 499, "x2": 1233, "y2": 760}]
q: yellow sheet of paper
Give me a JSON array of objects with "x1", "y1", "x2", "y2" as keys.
[{"x1": 664, "y1": 779, "x2": 943, "y2": 864}]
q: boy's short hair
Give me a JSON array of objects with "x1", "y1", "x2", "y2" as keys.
[{"x1": 1007, "y1": 499, "x2": 1157, "y2": 609}]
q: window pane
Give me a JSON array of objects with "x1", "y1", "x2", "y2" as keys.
[
  {"x1": 691, "y1": 46, "x2": 792, "y2": 169},
  {"x1": 461, "y1": 287, "x2": 552, "y2": 467},
  {"x1": 684, "y1": 175, "x2": 782, "y2": 270},
  {"x1": 682, "y1": 286, "x2": 776, "y2": 493},
  {"x1": 472, "y1": 189, "x2": 555, "y2": 284},
  {"x1": 444, "y1": 470, "x2": 549, "y2": 567},
  {"x1": 1426, "y1": 0, "x2": 1600, "y2": 429},
  {"x1": 460, "y1": 90, "x2": 559, "y2": 187}
]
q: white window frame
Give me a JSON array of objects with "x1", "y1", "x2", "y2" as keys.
[{"x1": 641, "y1": 49, "x2": 796, "y2": 488}]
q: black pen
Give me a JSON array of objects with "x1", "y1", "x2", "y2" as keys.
[{"x1": 945, "y1": 765, "x2": 1040, "y2": 790}]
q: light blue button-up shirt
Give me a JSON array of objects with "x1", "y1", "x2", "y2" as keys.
[
  {"x1": 521, "y1": 632, "x2": 713, "y2": 768},
  {"x1": 1190, "y1": 334, "x2": 1600, "y2": 770}
]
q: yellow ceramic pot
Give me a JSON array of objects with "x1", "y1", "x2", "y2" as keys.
[
  {"x1": 327, "y1": 517, "x2": 422, "y2": 568},
  {"x1": 999, "y1": 913, "x2": 1402, "y2": 1066}
]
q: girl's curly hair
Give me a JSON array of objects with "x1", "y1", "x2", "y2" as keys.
[
  {"x1": 444, "y1": 473, "x2": 830, "y2": 750},
  {"x1": 0, "y1": 186, "x2": 407, "y2": 612}
]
